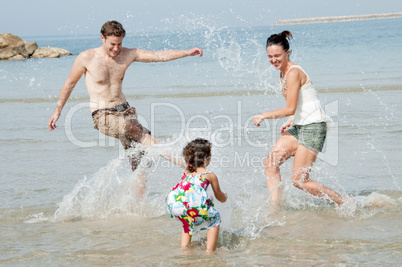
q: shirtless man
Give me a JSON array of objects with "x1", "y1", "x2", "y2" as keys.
[{"x1": 48, "y1": 20, "x2": 203, "y2": 171}]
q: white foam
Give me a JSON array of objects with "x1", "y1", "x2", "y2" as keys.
[{"x1": 361, "y1": 192, "x2": 399, "y2": 209}]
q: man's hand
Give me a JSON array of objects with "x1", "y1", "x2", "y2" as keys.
[
  {"x1": 187, "y1": 47, "x2": 203, "y2": 57},
  {"x1": 48, "y1": 111, "x2": 61, "y2": 131}
]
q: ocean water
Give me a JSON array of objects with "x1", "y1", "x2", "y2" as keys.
[{"x1": 1, "y1": 17, "x2": 401, "y2": 266}]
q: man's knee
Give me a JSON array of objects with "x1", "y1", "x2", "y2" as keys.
[{"x1": 123, "y1": 120, "x2": 150, "y2": 143}]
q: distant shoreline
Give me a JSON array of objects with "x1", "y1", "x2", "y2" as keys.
[{"x1": 273, "y1": 12, "x2": 402, "y2": 25}]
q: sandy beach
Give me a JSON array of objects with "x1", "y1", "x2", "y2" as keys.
[{"x1": 273, "y1": 12, "x2": 402, "y2": 25}]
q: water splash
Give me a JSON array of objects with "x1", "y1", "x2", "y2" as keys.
[
  {"x1": 362, "y1": 88, "x2": 400, "y2": 190},
  {"x1": 160, "y1": 12, "x2": 276, "y2": 93},
  {"x1": 52, "y1": 145, "x2": 175, "y2": 222}
]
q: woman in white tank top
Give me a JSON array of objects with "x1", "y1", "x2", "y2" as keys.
[{"x1": 252, "y1": 31, "x2": 352, "y2": 212}]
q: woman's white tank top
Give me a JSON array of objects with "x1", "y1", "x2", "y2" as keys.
[{"x1": 280, "y1": 65, "x2": 331, "y2": 126}]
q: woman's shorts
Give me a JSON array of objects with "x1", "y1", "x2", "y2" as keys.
[{"x1": 287, "y1": 122, "x2": 327, "y2": 152}]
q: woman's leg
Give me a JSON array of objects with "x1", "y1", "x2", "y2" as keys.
[
  {"x1": 265, "y1": 133, "x2": 298, "y2": 213},
  {"x1": 206, "y1": 226, "x2": 219, "y2": 253},
  {"x1": 292, "y1": 145, "x2": 344, "y2": 205}
]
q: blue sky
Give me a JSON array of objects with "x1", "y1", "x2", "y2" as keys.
[{"x1": 1, "y1": 0, "x2": 401, "y2": 37}]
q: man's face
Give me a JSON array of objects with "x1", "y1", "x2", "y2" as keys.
[{"x1": 101, "y1": 35, "x2": 124, "y2": 57}]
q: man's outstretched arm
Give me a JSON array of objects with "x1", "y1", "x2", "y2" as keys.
[
  {"x1": 48, "y1": 54, "x2": 86, "y2": 131},
  {"x1": 132, "y1": 47, "x2": 203, "y2": 63}
]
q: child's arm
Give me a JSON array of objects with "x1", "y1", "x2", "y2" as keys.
[{"x1": 205, "y1": 173, "x2": 228, "y2": 203}]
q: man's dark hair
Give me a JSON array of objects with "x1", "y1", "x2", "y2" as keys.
[{"x1": 100, "y1": 20, "x2": 126, "y2": 38}]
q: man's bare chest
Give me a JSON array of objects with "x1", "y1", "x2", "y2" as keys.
[{"x1": 87, "y1": 59, "x2": 129, "y2": 84}]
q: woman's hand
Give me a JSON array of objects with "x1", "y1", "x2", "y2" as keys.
[
  {"x1": 280, "y1": 121, "x2": 291, "y2": 134},
  {"x1": 252, "y1": 114, "x2": 266, "y2": 127}
]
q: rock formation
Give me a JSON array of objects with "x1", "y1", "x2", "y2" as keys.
[
  {"x1": 0, "y1": 33, "x2": 72, "y2": 60},
  {"x1": 31, "y1": 47, "x2": 72, "y2": 58}
]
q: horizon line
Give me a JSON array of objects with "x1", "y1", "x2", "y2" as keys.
[{"x1": 273, "y1": 12, "x2": 402, "y2": 25}]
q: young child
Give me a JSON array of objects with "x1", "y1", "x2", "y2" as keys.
[{"x1": 166, "y1": 138, "x2": 228, "y2": 253}]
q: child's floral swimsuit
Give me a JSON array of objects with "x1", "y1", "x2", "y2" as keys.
[{"x1": 166, "y1": 171, "x2": 221, "y2": 235}]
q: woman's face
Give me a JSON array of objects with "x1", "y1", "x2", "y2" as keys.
[{"x1": 267, "y1": 44, "x2": 290, "y2": 70}]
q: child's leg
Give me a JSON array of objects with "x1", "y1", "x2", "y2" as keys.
[
  {"x1": 206, "y1": 226, "x2": 219, "y2": 253},
  {"x1": 181, "y1": 230, "x2": 192, "y2": 249}
]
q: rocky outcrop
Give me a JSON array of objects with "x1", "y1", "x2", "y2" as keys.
[
  {"x1": 0, "y1": 33, "x2": 72, "y2": 60},
  {"x1": 31, "y1": 47, "x2": 72, "y2": 58}
]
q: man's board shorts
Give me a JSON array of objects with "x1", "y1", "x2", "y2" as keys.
[
  {"x1": 92, "y1": 102, "x2": 151, "y2": 150},
  {"x1": 287, "y1": 122, "x2": 327, "y2": 152}
]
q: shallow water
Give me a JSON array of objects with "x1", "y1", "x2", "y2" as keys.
[{"x1": 1, "y1": 19, "x2": 402, "y2": 265}]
